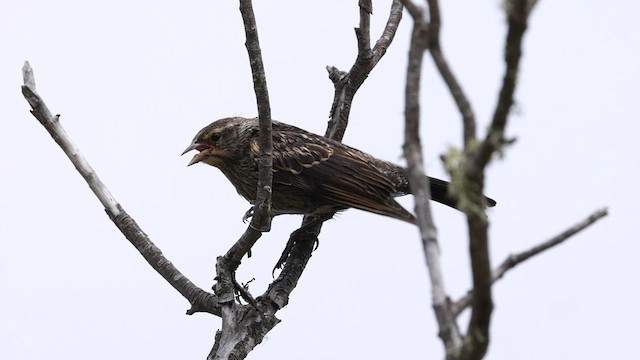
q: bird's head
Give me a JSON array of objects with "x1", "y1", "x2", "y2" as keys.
[{"x1": 182, "y1": 117, "x2": 248, "y2": 167}]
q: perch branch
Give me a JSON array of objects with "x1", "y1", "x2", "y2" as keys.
[
  {"x1": 20, "y1": 61, "x2": 220, "y2": 316},
  {"x1": 453, "y1": 207, "x2": 608, "y2": 316},
  {"x1": 209, "y1": 1, "x2": 277, "y2": 359},
  {"x1": 240, "y1": 0, "x2": 273, "y2": 235}
]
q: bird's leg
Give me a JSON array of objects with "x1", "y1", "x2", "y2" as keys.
[{"x1": 272, "y1": 213, "x2": 333, "y2": 274}]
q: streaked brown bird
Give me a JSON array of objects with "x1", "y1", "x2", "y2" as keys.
[{"x1": 182, "y1": 117, "x2": 496, "y2": 224}]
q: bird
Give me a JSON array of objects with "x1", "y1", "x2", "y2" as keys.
[{"x1": 182, "y1": 117, "x2": 496, "y2": 225}]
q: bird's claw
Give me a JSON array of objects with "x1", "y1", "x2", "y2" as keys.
[
  {"x1": 242, "y1": 207, "x2": 255, "y2": 223},
  {"x1": 272, "y1": 223, "x2": 321, "y2": 276}
]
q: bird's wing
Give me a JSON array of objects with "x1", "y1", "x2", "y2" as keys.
[{"x1": 260, "y1": 123, "x2": 415, "y2": 223}]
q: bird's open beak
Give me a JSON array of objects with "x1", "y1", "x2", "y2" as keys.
[
  {"x1": 181, "y1": 143, "x2": 198, "y2": 156},
  {"x1": 181, "y1": 142, "x2": 212, "y2": 166}
]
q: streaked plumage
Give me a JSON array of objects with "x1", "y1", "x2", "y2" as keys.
[{"x1": 183, "y1": 117, "x2": 495, "y2": 224}]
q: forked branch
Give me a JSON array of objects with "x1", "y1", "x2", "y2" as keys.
[{"x1": 452, "y1": 207, "x2": 609, "y2": 317}]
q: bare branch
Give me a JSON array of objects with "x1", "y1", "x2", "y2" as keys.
[
  {"x1": 21, "y1": 62, "x2": 120, "y2": 216},
  {"x1": 239, "y1": 0, "x2": 273, "y2": 235},
  {"x1": 426, "y1": 0, "x2": 476, "y2": 146},
  {"x1": 209, "y1": 1, "x2": 278, "y2": 358},
  {"x1": 326, "y1": 0, "x2": 403, "y2": 140},
  {"x1": 21, "y1": 61, "x2": 220, "y2": 316},
  {"x1": 401, "y1": 1, "x2": 463, "y2": 352},
  {"x1": 356, "y1": 0, "x2": 372, "y2": 57},
  {"x1": 469, "y1": 0, "x2": 529, "y2": 175},
  {"x1": 453, "y1": 207, "x2": 608, "y2": 317},
  {"x1": 459, "y1": 2, "x2": 532, "y2": 358},
  {"x1": 371, "y1": 0, "x2": 403, "y2": 65},
  {"x1": 400, "y1": 0, "x2": 421, "y2": 19}
]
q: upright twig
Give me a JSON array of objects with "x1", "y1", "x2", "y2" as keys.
[
  {"x1": 239, "y1": 0, "x2": 273, "y2": 234},
  {"x1": 469, "y1": 0, "x2": 530, "y2": 175},
  {"x1": 209, "y1": 1, "x2": 277, "y2": 359},
  {"x1": 425, "y1": 0, "x2": 476, "y2": 146},
  {"x1": 459, "y1": 1, "x2": 532, "y2": 359},
  {"x1": 400, "y1": 1, "x2": 463, "y2": 352},
  {"x1": 326, "y1": 0, "x2": 403, "y2": 140}
]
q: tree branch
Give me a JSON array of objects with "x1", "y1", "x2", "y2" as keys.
[
  {"x1": 400, "y1": 0, "x2": 463, "y2": 353},
  {"x1": 460, "y1": 3, "x2": 532, "y2": 358},
  {"x1": 452, "y1": 207, "x2": 608, "y2": 317},
  {"x1": 20, "y1": 61, "x2": 220, "y2": 316},
  {"x1": 469, "y1": 0, "x2": 529, "y2": 176},
  {"x1": 240, "y1": 0, "x2": 273, "y2": 235},
  {"x1": 209, "y1": 1, "x2": 277, "y2": 358},
  {"x1": 326, "y1": 0, "x2": 403, "y2": 140},
  {"x1": 426, "y1": 0, "x2": 476, "y2": 146}
]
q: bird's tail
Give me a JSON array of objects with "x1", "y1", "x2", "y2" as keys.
[{"x1": 398, "y1": 170, "x2": 497, "y2": 210}]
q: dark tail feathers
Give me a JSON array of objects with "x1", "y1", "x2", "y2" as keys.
[{"x1": 427, "y1": 176, "x2": 497, "y2": 210}]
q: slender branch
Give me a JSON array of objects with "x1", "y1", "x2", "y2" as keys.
[
  {"x1": 239, "y1": 0, "x2": 273, "y2": 235},
  {"x1": 209, "y1": 1, "x2": 277, "y2": 359},
  {"x1": 469, "y1": 0, "x2": 529, "y2": 175},
  {"x1": 20, "y1": 61, "x2": 220, "y2": 316},
  {"x1": 452, "y1": 207, "x2": 608, "y2": 316},
  {"x1": 356, "y1": 0, "x2": 372, "y2": 57},
  {"x1": 426, "y1": 0, "x2": 476, "y2": 146},
  {"x1": 21, "y1": 63, "x2": 120, "y2": 216},
  {"x1": 400, "y1": 0, "x2": 463, "y2": 352},
  {"x1": 371, "y1": 0, "x2": 403, "y2": 65},
  {"x1": 400, "y1": 0, "x2": 421, "y2": 20},
  {"x1": 460, "y1": 4, "x2": 531, "y2": 358},
  {"x1": 326, "y1": 0, "x2": 403, "y2": 140}
]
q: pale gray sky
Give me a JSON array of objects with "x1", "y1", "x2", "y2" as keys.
[{"x1": 2, "y1": 1, "x2": 638, "y2": 359}]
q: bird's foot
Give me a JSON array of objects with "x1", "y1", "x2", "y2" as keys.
[{"x1": 272, "y1": 214, "x2": 332, "y2": 275}]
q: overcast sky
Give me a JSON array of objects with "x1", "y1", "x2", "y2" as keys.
[{"x1": 2, "y1": 1, "x2": 639, "y2": 359}]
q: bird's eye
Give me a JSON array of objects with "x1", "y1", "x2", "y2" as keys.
[{"x1": 210, "y1": 133, "x2": 221, "y2": 142}]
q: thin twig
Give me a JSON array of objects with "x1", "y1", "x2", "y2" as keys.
[
  {"x1": 400, "y1": 0, "x2": 463, "y2": 351},
  {"x1": 240, "y1": 0, "x2": 273, "y2": 237},
  {"x1": 469, "y1": 0, "x2": 529, "y2": 176},
  {"x1": 426, "y1": 0, "x2": 476, "y2": 146},
  {"x1": 371, "y1": 0, "x2": 403, "y2": 65},
  {"x1": 452, "y1": 207, "x2": 608, "y2": 316},
  {"x1": 20, "y1": 61, "x2": 220, "y2": 316},
  {"x1": 460, "y1": 3, "x2": 532, "y2": 357},
  {"x1": 356, "y1": 0, "x2": 372, "y2": 56},
  {"x1": 326, "y1": 0, "x2": 403, "y2": 140}
]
